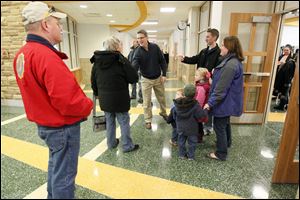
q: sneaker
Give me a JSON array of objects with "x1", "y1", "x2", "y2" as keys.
[
  {"x1": 124, "y1": 144, "x2": 139, "y2": 153},
  {"x1": 138, "y1": 98, "x2": 143, "y2": 104},
  {"x1": 169, "y1": 139, "x2": 178, "y2": 146},
  {"x1": 159, "y1": 112, "x2": 168, "y2": 121},
  {"x1": 179, "y1": 155, "x2": 188, "y2": 160},
  {"x1": 188, "y1": 158, "x2": 195, "y2": 161},
  {"x1": 204, "y1": 128, "x2": 213, "y2": 135},
  {"x1": 145, "y1": 122, "x2": 152, "y2": 129},
  {"x1": 112, "y1": 139, "x2": 119, "y2": 148}
]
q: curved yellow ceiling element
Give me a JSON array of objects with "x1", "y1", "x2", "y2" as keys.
[{"x1": 110, "y1": 1, "x2": 147, "y2": 32}]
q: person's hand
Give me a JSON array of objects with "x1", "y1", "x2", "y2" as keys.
[
  {"x1": 161, "y1": 76, "x2": 167, "y2": 84},
  {"x1": 204, "y1": 104, "x2": 210, "y2": 110},
  {"x1": 178, "y1": 55, "x2": 184, "y2": 62}
]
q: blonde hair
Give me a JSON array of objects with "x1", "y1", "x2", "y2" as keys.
[
  {"x1": 177, "y1": 88, "x2": 184, "y2": 94},
  {"x1": 196, "y1": 68, "x2": 209, "y2": 81},
  {"x1": 103, "y1": 36, "x2": 122, "y2": 51}
]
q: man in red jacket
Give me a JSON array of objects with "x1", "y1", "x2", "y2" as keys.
[{"x1": 13, "y1": 2, "x2": 93, "y2": 199}]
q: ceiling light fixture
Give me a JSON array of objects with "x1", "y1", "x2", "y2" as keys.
[
  {"x1": 147, "y1": 30, "x2": 158, "y2": 33},
  {"x1": 160, "y1": 7, "x2": 176, "y2": 13},
  {"x1": 141, "y1": 20, "x2": 158, "y2": 25},
  {"x1": 110, "y1": 20, "x2": 116, "y2": 23},
  {"x1": 106, "y1": 14, "x2": 113, "y2": 17},
  {"x1": 80, "y1": 5, "x2": 87, "y2": 8}
]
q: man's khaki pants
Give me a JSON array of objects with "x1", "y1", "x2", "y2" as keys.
[{"x1": 141, "y1": 76, "x2": 167, "y2": 123}]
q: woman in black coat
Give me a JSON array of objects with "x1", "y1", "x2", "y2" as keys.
[{"x1": 91, "y1": 36, "x2": 139, "y2": 153}]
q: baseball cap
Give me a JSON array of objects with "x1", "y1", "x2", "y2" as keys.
[
  {"x1": 183, "y1": 84, "x2": 196, "y2": 98},
  {"x1": 22, "y1": 2, "x2": 66, "y2": 25}
]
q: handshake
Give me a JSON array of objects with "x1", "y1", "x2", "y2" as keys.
[{"x1": 177, "y1": 55, "x2": 184, "y2": 62}]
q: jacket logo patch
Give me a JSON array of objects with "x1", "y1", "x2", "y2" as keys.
[{"x1": 16, "y1": 53, "x2": 25, "y2": 79}]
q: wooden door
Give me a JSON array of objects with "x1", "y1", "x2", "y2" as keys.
[{"x1": 229, "y1": 13, "x2": 280, "y2": 124}]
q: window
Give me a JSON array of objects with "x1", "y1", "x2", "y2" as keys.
[{"x1": 58, "y1": 16, "x2": 80, "y2": 70}]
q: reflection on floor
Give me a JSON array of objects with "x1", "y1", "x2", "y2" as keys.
[{"x1": 1, "y1": 74, "x2": 298, "y2": 199}]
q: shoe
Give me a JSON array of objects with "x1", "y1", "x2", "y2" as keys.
[
  {"x1": 204, "y1": 129, "x2": 211, "y2": 136},
  {"x1": 124, "y1": 144, "x2": 139, "y2": 153},
  {"x1": 112, "y1": 139, "x2": 119, "y2": 149},
  {"x1": 179, "y1": 155, "x2": 188, "y2": 160},
  {"x1": 206, "y1": 152, "x2": 224, "y2": 161},
  {"x1": 138, "y1": 99, "x2": 143, "y2": 104},
  {"x1": 188, "y1": 158, "x2": 195, "y2": 161},
  {"x1": 169, "y1": 139, "x2": 178, "y2": 146},
  {"x1": 145, "y1": 122, "x2": 152, "y2": 129},
  {"x1": 130, "y1": 96, "x2": 136, "y2": 100},
  {"x1": 159, "y1": 112, "x2": 168, "y2": 121}
]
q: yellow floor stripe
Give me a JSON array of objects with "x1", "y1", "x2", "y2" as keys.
[
  {"x1": 2, "y1": 135, "x2": 241, "y2": 199},
  {"x1": 1, "y1": 114, "x2": 27, "y2": 126},
  {"x1": 96, "y1": 107, "x2": 171, "y2": 115},
  {"x1": 267, "y1": 112, "x2": 286, "y2": 122}
]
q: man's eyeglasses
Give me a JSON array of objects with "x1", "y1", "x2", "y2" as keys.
[{"x1": 137, "y1": 37, "x2": 146, "y2": 40}]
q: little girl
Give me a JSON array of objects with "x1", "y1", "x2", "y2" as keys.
[{"x1": 194, "y1": 68, "x2": 211, "y2": 143}]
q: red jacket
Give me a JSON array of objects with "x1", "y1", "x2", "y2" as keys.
[{"x1": 13, "y1": 34, "x2": 93, "y2": 127}]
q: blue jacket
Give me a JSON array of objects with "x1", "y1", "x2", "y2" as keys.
[
  {"x1": 174, "y1": 97, "x2": 207, "y2": 136},
  {"x1": 208, "y1": 54, "x2": 243, "y2": 117}
]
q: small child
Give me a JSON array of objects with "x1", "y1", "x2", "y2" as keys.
[
  {"x1": 174, "y1": 84, "x2": 207, "y2": 160},
  {"x1": 194, "y1": 68, "x2": 211, "y2": 142},
  {"x1": 166, "y1": 89, "x2": 184, "y2": 146}
]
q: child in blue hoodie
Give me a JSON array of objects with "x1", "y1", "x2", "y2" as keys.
[{"x1": 174, "y1": 84, "x2": 207, "y2": 160}]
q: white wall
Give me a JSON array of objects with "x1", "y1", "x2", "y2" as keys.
[
  {"x1": 185, "y1": 7, "x2": 199, "y2": 56},
  {"x1": 77, "y1": 24, "x2": 110, "y2": 58},
  {"x1": 280, "y1": 25, "x2": 299, "y2": 49},
  {"x1": 210, "y1": 1, "x2": 223, "y2": 33},
  {"x1": 219, "y1": 1, "x2": 274, "y2": 42},
  {"x1": 77, "y1": 24, "x2": 134, "y2": 58}
]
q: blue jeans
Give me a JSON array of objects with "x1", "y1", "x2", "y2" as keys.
[
  {"x1": 213, "y1": 116, "x2": 232, "y2": 161},
  {"x1": 105, "y1": 112, "x2": 135, "y2": 152},
  {"x1": 204, "y1": 112, "x2": 213, "y2": 130},
  {"x1": 171, "y1": 128, "x2": 178, "y2": 143},
  {"x1": 131, "y1": 73, "x2": 143, "y2": 99},
  {"x1": 178, "y1": 133, "x2": 198, "y2": 159},
  {"x1": 37, "y1": 122, "x2": 81, "y2": 199}
]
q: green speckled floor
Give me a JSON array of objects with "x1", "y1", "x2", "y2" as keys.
[{"x1": 1, "y1": 76, "x2": 298, "y2": 199}]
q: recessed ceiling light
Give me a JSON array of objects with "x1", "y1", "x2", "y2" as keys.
[
  {"x1": 160, "y1": 7, "x2": 176, "y2": 13},
  {"x1": 110, "y1": 20, "x2": 116, "y2": 23},
  {"x1": 148, "y1": 35, "x2": 157, "y2": 37},
  {"x1": 141, "y1": 20, "x2": 158, "y2": 25},
  {"x1": 147, "y1": 30, "x2": 157, "y2": 33},
  {"x1": 80, "y1": 5, "x2": 87, "y2": 8},
  {"x1": 106, "y1": 14, "x2": 113, "y2": 17}
]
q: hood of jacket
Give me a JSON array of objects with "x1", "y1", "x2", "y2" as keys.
[
  {"x1": 174, "y1": 97, "x2": 198, "y2": 119},
  {"x1": 90, "y1": 51, "x2": 126, "y2": 69}
]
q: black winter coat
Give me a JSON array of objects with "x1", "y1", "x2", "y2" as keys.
[
  {"x1": 90, "y1": 51, "x2": 138, "y2": 112},
  {"x1": 182, "y1": 44, "x2": 221, "y2": 72}
]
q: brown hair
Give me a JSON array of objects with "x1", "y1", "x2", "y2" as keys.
[
  {"x1": 207, "y1": 28, "x2": 219, "y2": 41},
  {"x1": 223, "y1": 36, "x2": 244, "y2": 62},
  {"x1": 137, "y1": 29, "x2": 148, "y2": 37}
]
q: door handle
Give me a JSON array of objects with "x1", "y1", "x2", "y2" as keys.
[{"x1": 243, "y1": 72, "x2": 270, "y2": 77}]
